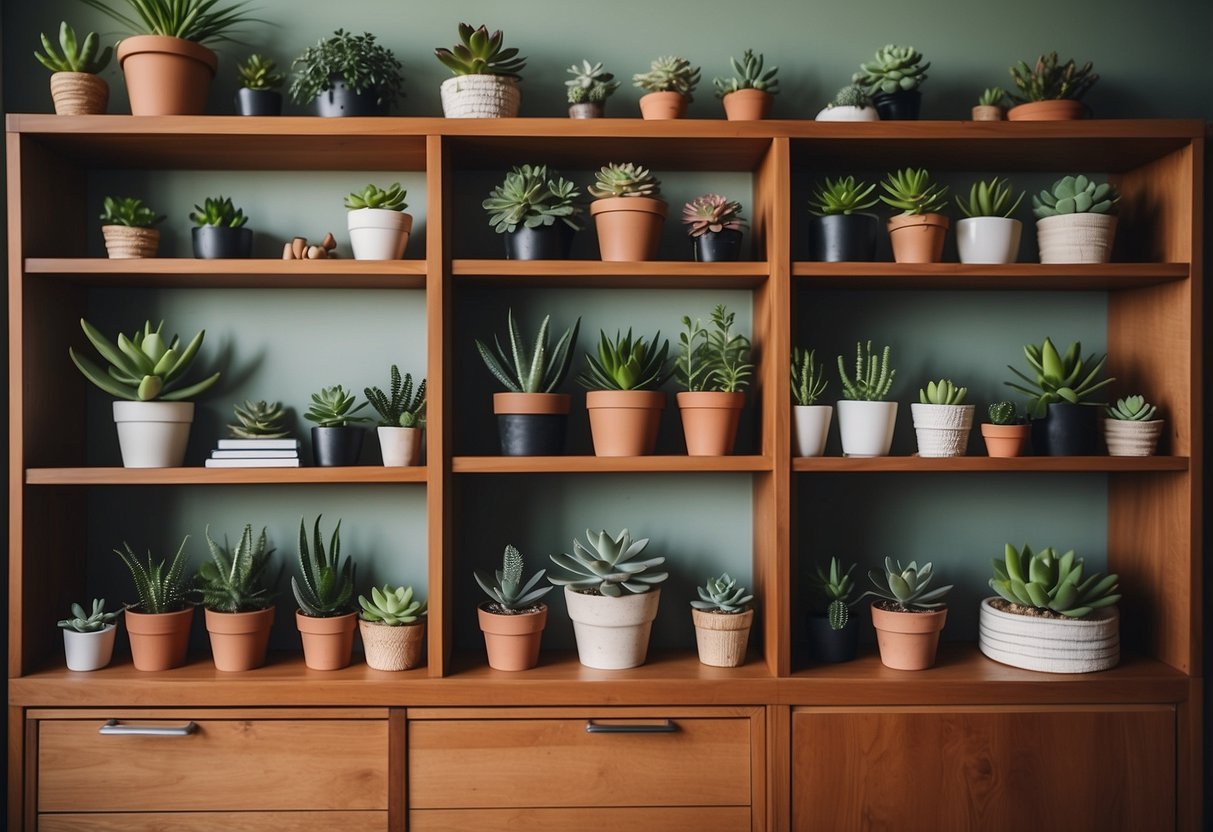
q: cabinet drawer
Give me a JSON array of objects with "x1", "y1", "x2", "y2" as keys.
[
  {"x1": 39, "y1": 812, "x2": 388, "y2": 832},
  {"x1": 410, "y1": 807, "x2": 750, "y2": 831}
]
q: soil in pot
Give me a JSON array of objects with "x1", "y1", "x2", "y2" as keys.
[
  {"x1": 1007, "y1": 100, "x2": 1084, "y2": 121},
  {"x1": 64, "y1": 624, "x2": 118, "y2": 671},
  {"x1": 125, "y1": 605, "x2": 194, "y2": 671},
  {"x1": 692, "y1": 229, "x2": 744, "y2": 262},
  {"x1": 692, "y1": 608, "x2": 753, "y2": 667},
  {"x1": 360, "y1": 618, "x2": 426, "y2": 671},
  {"x1": 113, "y1": 400, "x2": 193, "y2": 468},
  {"x1": 377, "y1": 426, "x2": 423, "y2": 466},
  {"x1": 585, "y1": 390, "x2": 665, "y2": 456},
  {"x1": 564, "y1": 586, "x2": 661, "y2": 670},
  {"x1": 50, "y1": 72, "x2": 108, "y2": 114},
  {"x1": 722, "y1": 89, "x2": 772, "y2": 120},
  {"x1": 638, "y1": 91, "x2": 687, "y2": 119},
  {"x1": 887, "y1": 214, "x2": 949, "y2": 263},
  {"x1": 440, "y1": 75, "x2": 521, "y2": 118},
  {"x1": 808, "y1": 214, "x2": 878, "y2": 262},
  {"x1": 590, "y1": 197, "x2": 667, "y2": 261},
  {"x1": 981, "y1": 423, "x2": 1031, "y2": 458},
  {"x1": 1031, "y1": 403, "x2": 1099, "y2": 456},
  {"x1": 311, "y1": 426, "x2": 366, "y2": 466},
  {"x1": 102, "y1": 226, "x2": 159, "y2": 259},
  {"x1": 296, "y1": 610, "x2": 358, "y2": 670},
  {"x1": 314, "y1": 79, "x2": 387, "y2": 116},
  {"x1": 678, "y1": 391, "x2": 744, "y2": 456},
  {"x1": 205, "y1": 606, "x2": 274, "y2": 671},
  {"x1": 117, "y1": 35, "x2": 217, "y2": 116},
  {"x1": 806, "y1": 615, "x2": 859, "y2": 663},
  {"x1": 872, "y1": 89, "x2": 921, "y2": 120},
  {"x1": 235, "y1": 88, "x2": 283, "y2": 116},
  {"x1": 870, "y1": 601, "x2": 946, "y2": 671},
  {"x1": 192, "y1": 226, "x2": 253, "y2": 259},
  {"x1": 504, "y1": 224, "x2": 575, "y2": 260},
  {"x1": 478, "y1": 603, "x2": 548, "y2": 671},
  {"x1": 494, "y1": 392, "x2": 570, "y2": 456}
]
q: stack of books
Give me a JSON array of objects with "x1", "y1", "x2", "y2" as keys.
[{"x1": 205, "y1": 437, "x2": 301, "y2": 468}]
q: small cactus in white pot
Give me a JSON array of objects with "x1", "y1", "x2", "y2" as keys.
[{"x1": 1103, "y1": 395, "x2": 1164, "y2": 456}]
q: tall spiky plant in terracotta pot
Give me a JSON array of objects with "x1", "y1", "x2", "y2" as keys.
[
  {"x1": 196, "y1": 524, "x2": 278, "y2": 672},
  {"x1": 675, "y1": 305, "x2": 753, "y2": 456},
  {"x1": 475, "y1": 545, "x2": 552, "y2": 671},
  {"x1": 292, "y1": 516, "x2": 358, "y2": 671}
]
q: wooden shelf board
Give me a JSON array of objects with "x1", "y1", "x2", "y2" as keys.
[
  {"x1": 452, "y1": 456, "x2": 773, "y2": 474},
  {"x1": 25, "y1": 467, "x2": 427, "y2": 485},
  {"x1": 452, "y1": 259, "x2": 768, "y2": 289},
  {"x1": 792, "y1": 456, "x2": 1189, "y2": 473},
  {"x1": 792, "y1": 262, "x2": 1189, "y2": 290},
  {"x1": 25, "y1": 258, "x2": 426, "y2": 289}
]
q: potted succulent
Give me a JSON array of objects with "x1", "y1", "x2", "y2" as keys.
[
  {"x1": 860, "y1": 557, "x2": 952, "y2": 670},
  {"x1": 880, "y1": 167, "x2": 949, "y2": 264},
  {"x1": 79, "y1": 0, "x2": 257, "y2": 115},
  {"x1": 981, "y1": 401, "x2": 1030, "y2": 458},
  {"x1": 113, "y1": 537, "x2": 193, "y2": 671},
  {"x1": 955, "y1": 176, "x2": 1024, "y2": 264},
  {"x1": 682, "y1": 194, "x2": 748, "y2": 262},
  {"x1": 292, "y1": 516, "x2": 358, "y2": 670},
  {"x1": 99, "y1": 196, "x2": 164, "y2": 259},
  {"x1": 435, "y1": 23, "x2": 526, "y2": 118},
  {"x1": 227, "y1": 399, "x2": 291, "y2": 439},
  {"x1": 576, "y1": 329, "x2": 673, "y2": 457},
  {"x1": 36, "y1": 21, "x2": 112, "y2": 114},
  {"x1": 972, "y1": 86, "x2": 1005, "y2": 121},
  {"x1": 852, "y1": 44, "x2": 929, "y2": 120},
  {"x1": 69, "y1": 318, "x2": 220, "y2": 467},
  {"x1": 806, "y1": 558, "x2": 859, "y2": 663},
  {"x1": 835, "y1": 341, "x2": 897, "y2": 457},
  {"x1": 476, "y1": 310, "x2": 580, "y2": 456},
  {"x1": 1007, "y1": 53, "x2": 1098, "y2": 121},
  {"x1": 346, "y1": 183, "x2": 412, "y2": 260},
  {"x1": 791, "y1": 347, "x2": 831, "y2": 457},
  {"x1": 483, "y1": 164, "x2": 584, "y2": 259},
  {"x1": 359, "y1": 584, "x2": 426, "y2": 671},
  {"x1": 549, "y1": 528, "x2": 668, "y2": 670},
  {"x1": 808, "y1": 176, "x2": 880, "y2": 262},
  {"x1": 587, "y1": 163, "x2": 666, "y2": 261},
  {"x1": 814, "y1": 84, "x2": 878, "y2": 122},
  {"x1": 690, "y1": 573, "x2": 754, "y2": 668},
  {"x1": 235, "y1": 53, "x2": 283, "y2": 115},
  {"x1": 675, "y1": 305, "x2": 753, "y2": 456},
  {"x1": 475, "y1": 544, "x2": 552, "y2": 671},
  {"x1": 1032, "y1": 175, "x2": 1119, "y2": 264},
  {"x1": 1005, "y1": 337, "x2": 1114, "y2": 456},
  {"x1": 632, "y1": 55, "x2": 700, "y2": 119},
  {"x1": 365, "y1": 365, "x2": 426, "y2": 467},
  {"x1": 190, "y1": 195, "x2": 252, "y2": 259},
  {"x1": 59, "y1": 598, "x2": 121, "y2": 671},
  {"x1": 1104, "y1": 395, "x2": 1164, "y2": 457},
  {"x1": 713, "y1": 49, "x2": 779, "y2": 120},
  {"x1": 290, "y1": 29, "x2": 403, "y2": 117},
  {"x1": 196, "y1": 524, "x2": 277, "y2": 672},
  {"x1": 565, "y1": 60, "x2": 619, "y2": 119},
  {"x1": 981, "y1": 544, "x2": 1119, "y2": 672},
  {"x1": 911, "y1": 379, "x2": 974, "y2": 458},
  {"x1": 304, "y1": 385, "x2": 370, "y2": 466}
]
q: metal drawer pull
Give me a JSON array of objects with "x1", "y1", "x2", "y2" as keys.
[
  {"x1": 585, "y1": 719, "x2": 677, "y2": 734},
  {"x1": 100, "y1": 719, "x2": 198, "y2": 737}
]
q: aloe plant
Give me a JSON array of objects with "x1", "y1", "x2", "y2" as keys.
[
  {"x1": 70, "y1": 318, "x2": 220, "y2": 402},
  {"x1": 475, "y1": 544, "x2": 552, "y2": 612},
  {"x1": 78, "y1": 0, "x2": 258, "y2": 44},
  {"x1": 548, "y1": 529, "x2": 667, "y2": 597},
  {"x1": 365, "y1": 365, "x2": 426, "y2": 428},
  {"x1": 113, "y1": 536, "x2": 191, "y2": 614},
  {"x1": 810, "y1": 176, "x2": 878, "y2": 216},
  {"x1": 35, "y1": 21, "x2": 112, "y2": 74},
  {"x1": 990, "y1": 544, "x2": 1119, "y2": 618},
  {"x1": 190, "y1": 195, "x2": 248, "y2": 228},
  {"x1": 955, "y1": 177, "x2": 1024, "y2": 219},
  {"x1": 880, "y1": 168, "x2": 949, "y2": 216},
  {"x1": 476, "y1": 310, "x2": 581, "y2": 394},
  {"x1": 196, "y1": 524, "x2": 277, "y2": 613},
  {"x1": 576, "y1": 329, "x2": 672, "y2": 391},
  {"x1": 977, "y1": 86, "x2": 1005, "y2": 107},
  {"x1": 291, "y1": 516, "x2": 355, "y2": 617},
  {"x1": 713, "y1": 49, "x2": 779, "y2": 97},
  {"x1": 1005, "y1": 337, "x2": 1114, "y2": 418},
  {"x1": 303, "y1": 385, "x2": 370, "y2": 428},
  {"x1": 791, "y1": 347, "x2": 828, "y2": 406}
]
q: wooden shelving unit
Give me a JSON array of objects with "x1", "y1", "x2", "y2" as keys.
[{"x1": 24, "y1": 467, "x2": 428, "y2": 485}]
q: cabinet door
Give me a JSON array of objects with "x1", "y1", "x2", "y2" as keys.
[{"x1": 792, "y1": 706, "x2": 1175, "y2": 831}]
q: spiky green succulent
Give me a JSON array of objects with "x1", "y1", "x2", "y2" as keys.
[
  {"x1": 682, "y1": 194, "x2": 747, "y2": 238},
  {"x1": 1005, "y1": 337, "x2": 1115, "y2": 418},
  {"x1": 70, "y1": 318, "x2": 220, "y2": 402},
  {"x1": 880, "y1": 168, "x2": 949, "y2": 216},
  {"x1": 861, "y1": 557, "x2": 952, "y2": 612},
  {"x1": 228, "y1": 400, "x2": 290, "y2": 439},
  {"x1": 576, "y1": 329, "x2": 672, "y2": 391},
  {"x1": 365, "y1": 365, "x2": 426, "y2": 428},
  {"x1": 829, "y1": 84, "x2": 870, "y2": 108},
  {"x1": 808, "y1": 557, "x2": 857, "y2": 631},
  {"x1": 549, "y1": 529, "x2": 668, "y2": 597},
  {"x1": 303, "y1": 385, "x2": 370, "y2": 428},
  {"x1": 956, "y1": 177, "x2": 1024, "y2": 219},
  {"x1": 1032, "y1": 175, "x2": 1119, "y2": 218},
  {"x1": 237, "y1": 53, "x2": 282, "y2": 90},
  {"x1": 566, "y1": 60, "x2": 619, "y2": 104},
  {"x1": 977, "y1": 86, "x2": 1005, "y2": 107},
  {"x1": 36, "y1": 21, "x2": 112, "y2": 73},
  {"x1": 633, "y1": 55, "x2": 700, "y2": 99},
  {"x1": 435, "y1": 23, "x2": 526, "y2": 77},
  {"x1": 190, "y1": 195, "x2": 248, "y2": 228},
  {"x1": 1106, "y1": 395, "x2": 1157, "y2": 422},
  {"x1": 713, "y1": 49, "x2": 779, "y2": 97},
  {"x1": 58, "y1": 598, "x2": 121, "y2": 633},
  {"x1": 345, "y1": 183, "x2": 407, "y2": 212},
  {"x1": 690, "y1": 573, "x2": 753, "y2": 613},
  {"x1": 990, "y1": 544, "x2": 1120, "y2": 618},
  {"x1": 476, "y1": 309, "x2": 581, "y2": 394},
  {"x1": 791, "y1": 347, "x2": 828, "y2": 406},
  {"x1": 359, "y1": 584, "x2": 426, "y2": 625},
  {"x1": 919, "y1": 378, "x2": 968, "y2": 405},
  {"x1": 475, "y1": 544, "x2": 552, "y2": 612},
  {"x1": 987, "y1": 401, "x2": 1021, "y2": 426},
  {"x1": 853, "y1": 44, "x2": 929, "y2": 95},
  {"x1": 587, "y1": 163, "x2": 662, "y2": 199},
  {"x1": 113, "y1": 537, "x2": 191, "y2": 614},
  {"x1": 837, "y1": 341, "x2": 895, "y2": 402},
  {"x1": 1009, "y1": 53, "x2": 1098, "y2": 103},
  {"x1": 77, "y1": 0, "x2": 257, "y2": 45},
  {"x1": 291, "y1": 516, "x2": 356, "y2": 617},
  {"x1": 675, "y1": 304, "x2": 753, "y2": 393},
  {"x1": 810, "y1": 176, "x2": 878, "y2": 217},
  {"x1": 482, "y1": 164, "x2": 583, "y2": 233},
  {"x1": 99, "y1": 196, "x2": 164, "y2": 228},
  {"x1": 196, "y1": 524, "x2": 277, "y2": 613}
]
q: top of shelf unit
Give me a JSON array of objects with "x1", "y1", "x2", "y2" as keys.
[
  {"x1": 452, "y1": 259, "x2": 768, "y2": 289},
  {"x1": 24, "y1": 258, "x2": 427, "y2": 289},
  {"x1": 792, "y1": 262, "x2": 1189, "y2": 290}
]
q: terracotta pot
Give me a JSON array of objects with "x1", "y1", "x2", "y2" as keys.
[
  {"x1": 296, "y1": 610, "x2": 358, "y2": 671},
  {"x1": 887, "y1": 213, "x2": 949, "y2": 263},
  {"x1": 981, "y1": 423, "x2": 1031, "y2": 457},
  {"x1": 978, "y1": 597, "x2": 1118, "y2": 673},
  {"x1": 870, "y1": 602, "x2": 947, "y2": 671},
  {"x1": 1103, "y1": 419, "x2": 1165, "y2": 457},
  {"x1": 359, "y1": 618, "x2": 425, "y2": 671},
  {"x1": 50, "y1": 72, "x2": 108, "y2": 115},
  {"x1": 677, "y1": 391, "x2": 744, "y2": 456},
  {"x1": 638, "y1": 91, "x2": 687, "y2": 119},
  {"x1": 102, "y1": 226, "x2": 159, "y2": 259},
  {"x1": 722, "y1": 89, "x2": 771, "y2": 120},
  {"x1": 971, "y1": 104, "x2": 1003, "y2": 121},
  {"x1": 1007, "y1": 100, "x2": 1084, "y2": 121},
  {"x1": 125, "y1": 606, "x2": 194, "y2": 671},
  {"x1": 440, "y1": 75, "x2": 520, "y2": 118},
  {"x1": 204, "y1": 606, "x2": 274, "y2": 672},
  {"x1": 1035, "y1": 214, "x2": 1117, "y2": 264},
  {"x1": 569, "y1": 102, "x2": 604, "y2": 119},
  {"x1": 585, "y1": 390, "x2": 665, "y2": 456},
  {"x1": 478, "y1": 603, "x2": 548, "y2": 671},
  {"x1": 494, "y1": 392, "x2": 570, "y2": 456},
  {"x1": 692, "y1": 607, "x2": 753, "y2": 667},
  {"x1": 590, "y1": 197, "x2": 667, "y2": 261},
  {"x1": 117, "y1": 35, "x2": 217, "y2": 116}
]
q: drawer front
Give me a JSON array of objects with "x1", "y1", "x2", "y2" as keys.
[
  {"x1": 410, "y1": 807, "x2": 750, "y2": 831},
  {"x1": 38, "y1": 717, "x2": 388, "y2": 812},
  {"x1": 39, "y1": 812, "x2": 388, "y2": 832}
]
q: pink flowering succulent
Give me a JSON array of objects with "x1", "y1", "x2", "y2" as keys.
[{"x1": 681, "y1": 194, "x2": 748, "y2": 237}]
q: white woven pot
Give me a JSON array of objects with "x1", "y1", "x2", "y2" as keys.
[
  {"x1": 978, "y1": 597, "x2": 1119, "y2": 673},
  {"x1": 377, "y1": 426, "x2": 422, "y2": 466},
  {"x1": 113, "y1": 401, "x2": 194, "y2": 467},
  {"x1": 564, "y1": 586, "x2": 660, "y2": 670},
  {"x1": 792, "y1": 405, "x2": 833, "y2": 457},
  {"x1": 348, "y1": 209, "x2": 412, "y2": 260},
  {"x1": 440, "y1": 75, "x2": 520, "y2": 118},
  {"x1": 956, "y1": 217, "x2": 1022, "y2": 264},
  {"x1": 814, "y1": 105, "x2": 879, "y2": 121},
  {"x1": 910, "y1": 403, "x2": 974, "y2": 458},
  {"x1": 1103, "y1": 419, "x2": 1164, "y2": 457},
  {"x1": 836, "y1": 400, "x2": 897, "y2": 457},
  {"x1": 1036, "y1": 213, "x2": 1117, "y2": 264},
  {"x1": 63, "y1": 624, "x2": 117, "y2": 671}
]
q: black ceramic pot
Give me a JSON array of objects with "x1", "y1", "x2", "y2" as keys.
[
  {"x1": 503, "y1": 224, "x2": 575, "y2": 260},
  {"x1": 693, "y1": 228, "x2": 744, "y2": 262},
  {"x1": 314, "y1": 79, "x2": 386, "y2": 117},
  {"x1": 806, "y1": 615, "x2": 859, "y2": 663},
  {"x1": 311, "y1": 426, "x2": 366, "y2": 466},
  {"x1": 235, "y1": 88, "x2": 282, "y2": 116},
  {"x1": 808, "y1": 214, "x2": 879, "y2": 262},
  {"x1": 498, "y1": 414, "x2": 568, "y2": 455},
  {"x1": 1031, "y1": 402, "x2": 1100, "y2": 456},
  {"x1": 872, "y1": 89, "x2": 922, "y2": 120},
  {"x1": 192, "y1": 226, "x2": 253, "y2": 259}
]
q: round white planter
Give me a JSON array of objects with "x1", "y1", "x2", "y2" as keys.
[
  {"x1": 792, "y1": 405, "x2": 833, "y2": 457},
  {"x1": 63, "y1": 624, "x2": 118, "y2": 671},
  {"x1": 440, "y1": 75, "x2": 521, "y2": 118},
  {"x1": 836, "y1": 400, "x2": 897, "y2": 457},
  {"x1": 978, "y1": 597, "x2": 1119, "y2": 673},
  {"x1": 113, "y1": 401, "x2": 194, "y2": 468},
  {"x1": 910, "y1": 403, "x2": 975, "y2": 458},
  {"x1": 348, "y1": 209, "x2": 413, "y2": 260},
  {"x1": 956, "y1": 217, "x2": 1022, "y2": 264},
  {"x1": 814, "y1": 105, "x2": 879, "y2": 121},
  {"x1": 377, "y1": 426, "x2": 423, "y2": 466},
  {"x1": 1103, "y1": 419, "x2": 1164, "y2": 456},
  {"x1": 1035, "y1": 213, "x2": 1117, "y2": 264},
  {"x1": 563, "y1": 586, "x2": 660, "y2": 670}
]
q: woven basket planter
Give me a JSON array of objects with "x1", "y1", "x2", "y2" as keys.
[
  {"x1": 911, "y1": 403, "x2": 974, "y2": 458},
  {"x1": 440, "y1": 75, "x2": 520, "y2": 118},
  {"x1": 1103, "y1": 419, "x2": 1164, "y2": 457},
  {"x1": 359, "y1": 618, "x2": 425, "y2": 671},
  {"x1": 692, "y1": 608, "x2": 753, "y2": 667},
  {"x1": 102, "y1": 226, "x2": 159, "y2": 259},
  {"x1": 978, "y1": 597, "x2": 1119, "y2": 673},
  {"x1": 1036, "y1": 213, "x2": 1117, "y2": 264},
  {"x1": 50, "y1": 72, "x2": 108, "y2": 114}
]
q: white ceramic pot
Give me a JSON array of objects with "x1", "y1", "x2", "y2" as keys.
[
  {"x1": 792, "y1": 405, "x2": 833, "y2": 457},
  {"x1": 814, "y1": 105, "x2": 879, "y2": 121},
  {"x1": 978, "y1": 597, "x2": 1119, "y2": 673},
  {"x1": 1103, "y1": 419, "x2": 1164, "y2": 457},
  {"x1": 956, "y1": 217, "x2": 1022, "y2": 264},
  {"x1": 348, "y1": 209, "x2": 413, "y2": 260},
  {"x1": 440, "y1": 75, "x2": 521, "y2": 118},
  {"x1": 563, "y1": 586, "x2": 660, "y2": 670},
  {"x1": 910, "y1": 403, "x2": 975, "y2": 458},
  {"x1": 836, "y1": 400, "x2": 897, "y2": 457},
  {"x1": 1035, "y1": 213, "x2": 1117, "y2": 264},
  {"x1": 113, "y1": 401, "x2": 194, "y2": 468},
  {"x1": 377, "y1": 426, "x2": 423, "y2": 466},
  {"x1": 63, "y1": 624, "x2": 118, "y2": 671}
]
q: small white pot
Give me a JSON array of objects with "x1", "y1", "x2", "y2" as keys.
[
  {"x1": 348, "y1": 209, "x2": 413, "y2": 260},
  {"x1": 814, "y1": 105, "x2": 879, "y2": 121},
  {"x1": 792, "y1": 405, "x2": 833, "y2": 457},
  {"x1": 377, "y1": 426, "x2": 423, "y2": 466},
  {"x1": 956, "y1": 217, "x2": 1022, "y2": 264},
  {"x1": 836, "y1": 400, "x2": 897, "y2": 457},
  {"x1": 1103, "y1": 419, "x2": 1164, "y2": 457},
  {"x1": 563, "y1": 586, "x2": 660, "y2": 670},
  {"x1": 63, "y1": 624, "x2": 118, "y2": 671},
  {"x1": 113, "y1": 401, "x2": 194, "y2": 468},
  {"x1": 1035, "y1": 213, "x2": 1117, "y2": 264},
  {"x1": 440, "y1": 75, "x2": 521, "y2": 118},
  {"x1": 910, "y1": 403, "x2": 975, "y2": 458},
  {"x1": 978, "y1": 596, "x2": 1119, "y2": 673}
]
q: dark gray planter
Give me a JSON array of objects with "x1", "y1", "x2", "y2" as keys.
[
  {"x1": 311, "y1": 426, "x2": 365, "y2": 466},
  {"x1": 872, "y1": 89, "x2": 922, "y2": 120},
  {"x1": 192, "y1": 226, "x2": 253, "y2": 259},
  {"x1": 808, "y1": 214, "x2": 879, "y2": 262},
  {"x1": 314, "y1": 79, "x2": 386, "y2": 117},
  {"x1": 503, "y1": 224, "x2": 575, "y2": 260},
  {"x1": 497, "y1": 414, "x2": 568, "y2": 455},
  {"x1": 692, "y1": 228, "x2": 744, "y2": 262},
  {"x1": 807, "y1": 614, "x2": 859, "y2": 663},
  {"x1": 1031, "y1": 402, "x2": 1101, "y2": 456},
  {"x1": 235, "y1": 88, "x2": 282, "y2": 116}
]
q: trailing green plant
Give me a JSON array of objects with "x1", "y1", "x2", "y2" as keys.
[
  {"x1": 345, "y1": 183, "x2": 407, "y2": 212},
  {"x1": 113, "y1": 536, "x2": 191, "y2": 614},
  {"x1": 880, "y1": 168, "x2": 949, "y2": 216},
  {"x1": 476, "y1": 310, "x2": 581, "y2": 394},
  {"x1": 291, "y1": 516, "x2": 356, "y2": 617},
  {"x1": 633, "y1": 56, "x2": 700, "y2": 99},
  {"x1": 303, "y1": 385, "x2": 370, "y2": 428},
  {"x1": 566, "y1": 60, "x2": 619, "y2": 104},
  {"x1": 364, "y1": 365, "x2": 426, "y2": 428},
  {"x1": 690, "y1": 573, "x2": 753, "y2": 613},
  {"x1": 990, "y1": 543, "x2": 1120, "y2": 618},
  {"x1": 237, "y1": 53, "x2": 283, "y2": 90},
  {"x1": 987, "y1": 401, "x2": 1022, "y2": 426},
  {"x1": 196, "y1": 524, "x2": 277, "y2": 613},
  {"x1": 919, "y1": 378, "x2": 967, "y2": 405},
  {"x1": 977, "y1": 86, "x2": 1005, "y2": 107},
  {"x1": 1008, "y1": 53, "x2": 1098, "y2": 103},
  {"x1": 587, "y1": 163, "x2": 661, "y2": 199},
  {"x1": 100, "y1": 196, "x2": 163, "y2": 228},
  {"x1": 809, "y1": 176, "x2": 878, "y2": 216},
  {"x1": 549, "y1": 529, "x2": 668, "y2": 597},
  {"x1": 475, "y1": 544, "x2": 552, "y2": 613},
  {"x1": 482, "y1": 164, "x2": 583, "y2": 234},
  {"x1": 713, "y1": 49, "x2": 779, "y2": 97},
  {"x1": 358, "y1": 584, "x2": 425, "y2": 624},
  {"x1": 227, "y1": 400, "x2": 290, "y2": 439},
  {"x1": 955, "y1": 177, "x2": 1024, "y2": 219},
  {"x1": 435, "y1": 23, "x2": 526, "y2": 77},
  {"x1": 791, "y1": 347, "x2": 828, "y2": 406},
  {"x1": 861, "y1": 557, "x2": 952, "y2": 611},
  {"x1": 1107, "y1": 395, "x2": 1157, "y2": 422},
  {"x1": 190, "y1": 195, "x2": 248, "y2": 228},
  {"x1": 837, "y1": 341, "x2": 895, "y2": 402},
  {"x1": 827, "y1": 84, "x2": 870, "y2": 109},
  {"x1": 78, "y1": 0, "x2": 257, "y2": 44},
  {"x1": 1031, "y1": 175, "x2": 1119, "y2": 218},
  {"x1": 1005, "y1": 337, "x2": 1114, "y2": 418},
  {"x1": 290, "y1": 30, "x2": 404, "y2": 107},
  {"x1": 675, "y1": 304, "x2": 753, "y2": 393},
  {"x1": 682, "y1": 194, "x2": 747, "y2": 238},
  {"x1": 576, "y1": 329, "x2": 672, "y2": 391},
  {"x1": 853, "y1": 45, "x2": 929, "y2": 95},
  {"x1": 70, "y1": 318, "x2": 220, "y2": 402},
  {"x1": 58, "y1": 598, "x2": 121, "y2": 632},
  {"x1": 35, "y1": 21, "x2": 112, "y2": 73},
  {"x1": 808, "y1": 557, "x2": 857, "y2": 630}
]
